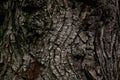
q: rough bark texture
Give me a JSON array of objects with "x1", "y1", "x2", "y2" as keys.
[{"x1": 0, "y1": 0, "x2": 120, "y2": 80}]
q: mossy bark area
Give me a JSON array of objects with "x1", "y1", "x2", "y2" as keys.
[{"x1": 0, "y1": 0, "x2": 120, "y2": 80}]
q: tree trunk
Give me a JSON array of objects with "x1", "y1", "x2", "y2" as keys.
[{"x1": 0, "y1": 0, "x2": 120, "y2": 80}]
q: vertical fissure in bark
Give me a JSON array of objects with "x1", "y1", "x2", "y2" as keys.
[{"x1": 94, "y1": 0, "x2": 119, "y2": 80}]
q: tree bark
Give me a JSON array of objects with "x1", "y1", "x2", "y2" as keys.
[{"x1": 0, "y1": 0, "x2": 120, "y2": 80}]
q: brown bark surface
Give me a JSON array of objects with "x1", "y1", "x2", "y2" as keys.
[{"x1": 0, "y1": 0, "x2": 120, "y2": 80}]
